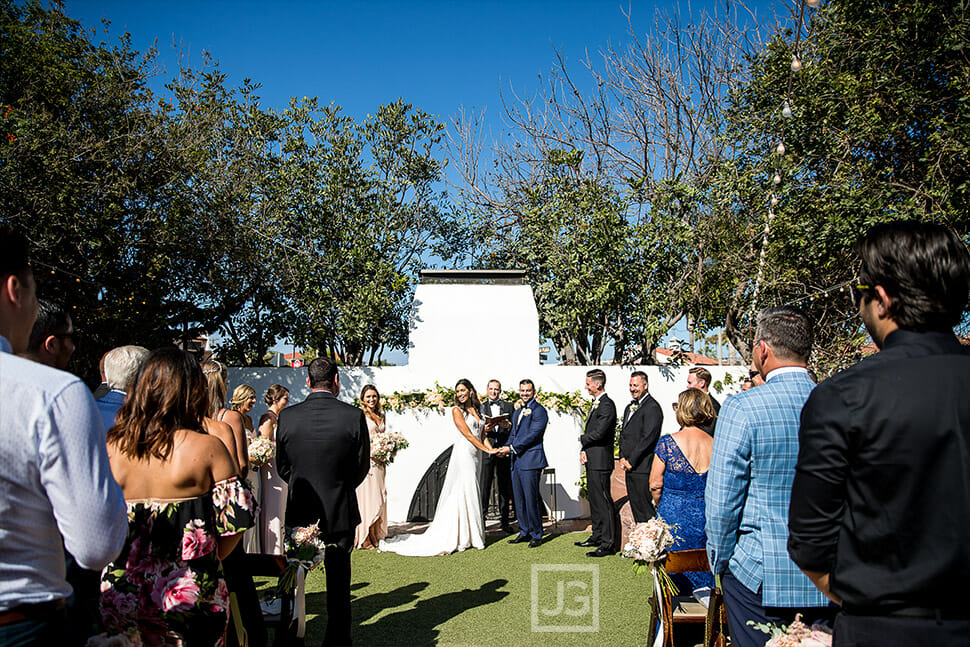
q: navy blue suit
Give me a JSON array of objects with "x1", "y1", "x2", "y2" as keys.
[{"x1": 508, "y1": 399, "x2": 548, "y2": 541}]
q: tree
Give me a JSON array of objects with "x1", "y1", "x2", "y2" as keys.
[
  {"x1": 0, "y1": 0, "x2": 227, "y2": 380},
  {"x1": 451, "y1": 4, "x2": 776, "y2": 363},
  {"x1": 705, "y1": 0, "x2": 970, "y2": 371}
]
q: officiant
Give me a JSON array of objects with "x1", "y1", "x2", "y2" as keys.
[{"x1": 480, "y1": 379, "x2": 515, "y2": 534}]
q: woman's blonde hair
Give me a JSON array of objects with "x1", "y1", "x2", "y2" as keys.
[
  {"x1": 675, "y1": 389, "x2": 717, "y2": 429},
  {"x1": 230, "y1": 384, "x2": 256, "y2": 411}
]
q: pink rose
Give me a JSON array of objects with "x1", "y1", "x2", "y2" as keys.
[
  {"x1": 181, "y1": 526, "x2": 216, "y2": 561},
  {"x1": 151, "y1": 568, "x2": 200, "y2": 613},
  {"x1": 100, "y1": 587, "x2": 138, "y2": 631},
  {"x1": 212, "y1": 578, "x2": 229, "y2": 612}
]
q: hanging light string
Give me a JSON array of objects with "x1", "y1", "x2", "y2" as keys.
[{"x1": 748, "y1": 0, "x2": 820, "y2": 322}]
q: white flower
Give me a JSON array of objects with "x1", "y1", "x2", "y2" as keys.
[{"x1": 522, "y1": 408, "x2": 531, "y2": 417}]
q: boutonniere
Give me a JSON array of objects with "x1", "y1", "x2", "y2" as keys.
[
  {"x1": 630, "y1": 404, "x2": 639, "y2": 412},
  {"x1": 591, "y1": 400, "x2": 600, "y2": 410},
  {"x1": 522, "y1": 408, "x2": 532, "y2": 417}
]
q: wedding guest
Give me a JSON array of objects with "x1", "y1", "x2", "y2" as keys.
[
  {"x1": 651, "y1": 389, "x2": 715, "y2": 591},
  {"x1": 354, "y1": 385, "x2": 389, "y2": 549},
  {"x1": 0, "y1": 228, "x2": 127, "y2": 646},
  {"x1": 94, "y1": 345, "x2": 149, "y2": 433},
  {"x1": 202, "y1": 360, "x2": 248, "y2": 477},
  {"x1": 257, "y1": 384, "x2": 290, "y2": 555},
  {"x1": 92, "y1": 350, "x2": 110, "y2": 400},
  {"x1": 706, "y1": 306, "x2": 833, "y2": 647},
  {"x1": 687, "y1": 366, "x2": 719, "y2": 435},
  {"x1": 740, "y1": 377, "x2": 754, "y2": 391},
  {"x1": 97, "y1": 348, "x2": 256, "y2": 645},
  {"x1": 789, "y1": 221, "x2": 970, "y2": 646},
  {"x1": 200, "y1": 361, "x2": 264, "y2": 647},
  {"x1": 21, "y1": 299, "x2": 75, "y2": 370}
]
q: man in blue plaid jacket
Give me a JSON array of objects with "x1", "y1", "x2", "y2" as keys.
[{"x1": 705, "y1": 306, "x2": 834, "y2": 647}]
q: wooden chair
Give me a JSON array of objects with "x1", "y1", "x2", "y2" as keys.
[{"x1": 661, "y1": 549, "x2": 728, "y2": 647}]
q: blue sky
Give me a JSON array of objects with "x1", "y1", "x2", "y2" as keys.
[{"x1": 62, "y1": 0, "x2": 786, "y2": 363}]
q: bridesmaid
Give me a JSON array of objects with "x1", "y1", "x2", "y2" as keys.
[
  {"x1": 231, "y1": 384, "x2": 261, "y2": 554},
  {"x1": 257, "y1": 384, "x2": 290, "y2": 555},
  {"x1": 354, "y1": 384, "x2": 388, "y2": 549}
]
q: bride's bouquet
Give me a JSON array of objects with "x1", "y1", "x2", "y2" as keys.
[
  {"x1": 622, "y1": 518, "x2": 679, "y2": 594},
  {"x1": 371, "y1": 430, "x2": 408, "y2": 467},
  {"x1": 248, "y1": 436, "x2": 275, "y2": 467}
]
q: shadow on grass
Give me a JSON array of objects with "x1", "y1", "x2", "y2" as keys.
[{"x1": 337, "y1": 578, "x2": 509, "y2": 646}]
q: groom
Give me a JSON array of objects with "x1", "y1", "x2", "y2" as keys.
[{"x1": 497, "y1": 379, "x2": 548, "y2": 548}]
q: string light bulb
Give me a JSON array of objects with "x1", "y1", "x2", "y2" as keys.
[
  {"x1": 773, "y1": 173, "x2": 782, "y2": 185},
  {"x1": 776, "y1": 142, "x2": 786, "y2": 155},
  {"x1": 806, "y1": 0, "x2": 821, "y2": 7},
  {"x1": 782, "y1": 100, "x2": 793, "y2": 119},
  {"x1": 771, "y1": 195, "x2": 780, "y2": 206},
  {"x1": 791, "y1": 55, "x2": 802, "y2": 72}
]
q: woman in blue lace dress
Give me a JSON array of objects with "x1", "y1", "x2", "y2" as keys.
[
  {"x1": 650, "y1": 389, "x2": 716, "y2": 591},
  {"x1": 96, "y1": 348, "x2": 256, "y2": 647}
]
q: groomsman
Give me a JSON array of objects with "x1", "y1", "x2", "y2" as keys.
[
  {"x1": 576, "y1": 369, "x2": 618, "y2": 557},
  {"x1": 497, "y1": 379, "x2": 548, "y2": 548},
  {"x1": 618, "y1": 371, "x2": 663, "y2": 522},
  {"x1": 480, "y1": 379, "x2": 515, "y2": 534}
]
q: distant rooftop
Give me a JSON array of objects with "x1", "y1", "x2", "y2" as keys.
[{"x1": 418, "y1": 269, "x2": 526, "y2": 285}]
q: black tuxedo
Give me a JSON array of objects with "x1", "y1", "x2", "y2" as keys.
[
  {"x1": 579, "y1": 394, "x2": 618, "y2": 551},
  {"x1": 277, "y1": 389, "x2": 369, "y2": 647},
  {"x1": 479, "y1": 399, "x2": 515, "y2": 527},
  {"x1": 618, "y1": 393, "x2": 663, "y2": 521}
]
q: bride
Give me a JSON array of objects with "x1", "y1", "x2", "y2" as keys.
[{"x1": 379, "y1": 379, "x2": 495, "y2": 556}]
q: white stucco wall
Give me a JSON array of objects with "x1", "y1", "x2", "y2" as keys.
[{"x1": 229, "y1": 364, "x2": 746, "y2": 523}]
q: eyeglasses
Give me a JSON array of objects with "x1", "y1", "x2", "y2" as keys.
[{"x1": 748, "y1": 369, "x2": 759, "y2": 379}]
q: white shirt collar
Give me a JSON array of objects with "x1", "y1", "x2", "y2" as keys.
[{"x1": 765, "y1": 366, "x2": 809, "y2": 381}]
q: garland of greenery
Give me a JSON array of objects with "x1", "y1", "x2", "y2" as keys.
[{"x1": 352, "y1": 382, "x2": 593, "y2": 417}]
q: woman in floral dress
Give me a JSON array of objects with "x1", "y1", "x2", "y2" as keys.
[{"x1": 97, "y1": 348, "x2": 256, "y2": 647}]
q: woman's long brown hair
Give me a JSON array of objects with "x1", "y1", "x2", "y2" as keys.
[{"x1": 108, "y1": 348, "x2": 208, "y2": 461}]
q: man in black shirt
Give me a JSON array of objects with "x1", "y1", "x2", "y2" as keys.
[{"x1": 789, "y1": 220, "x2": 970, "y2": 646}]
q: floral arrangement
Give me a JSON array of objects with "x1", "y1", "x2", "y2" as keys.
[
  {"x1": 248, "y1": 437, "x2": 275, "y2": 467},
  {"x1": 749, "y1": 614, "x2": 833, "y2": 647},
  {"x1": 371, "y1": 430, "x2": 409, "y2": 467},
  {"x1": 279, "y1": 523, "x2": 327, "y2": 593},
  {"x1": 353, "y1": 383, "x2": 589, "y2": 416},
  {"x1": 622, "y1": 518, "x2": 679, "y2": 595}
]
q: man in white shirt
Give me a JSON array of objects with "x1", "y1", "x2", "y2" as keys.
[{"x1": 0, "y1": 228, "x2": 127, "y2": 645}]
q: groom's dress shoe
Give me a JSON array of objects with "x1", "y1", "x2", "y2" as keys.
[
  {"x1": 528, "y1": 539, "x2": 542, "y2": 548},
  {"x1": 508, "y1": 535, "x2": 529, "y2": 544},
  {"x1": 574, "y1": 539, "x2": 597, "y2": 547},
  {"x1": 586, "y1": 548, "x2": 614, "y2": 558}
]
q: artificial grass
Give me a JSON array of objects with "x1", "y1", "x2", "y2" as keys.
[{"x1": 265, "y1": 530, "x2": 659, "y2": 647}]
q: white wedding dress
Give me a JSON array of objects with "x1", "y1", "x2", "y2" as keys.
[{"x1": 379, "y1": 408, "x2": 485, "y2": 556}]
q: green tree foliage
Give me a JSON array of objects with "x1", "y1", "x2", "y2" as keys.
[
  {"x1": 0, "y1": 0, "x2": 223, "y2": 377},
  {"x1": 705, "y1": 0, "x2": 970, "y2": 370},
  {"x1": 0, "y1": 1, "x2": 464, "y2": 376}
]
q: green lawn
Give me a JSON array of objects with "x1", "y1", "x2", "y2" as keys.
[{"x1": 262, "y1": 530, "x2": 660, "y2": 647}]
